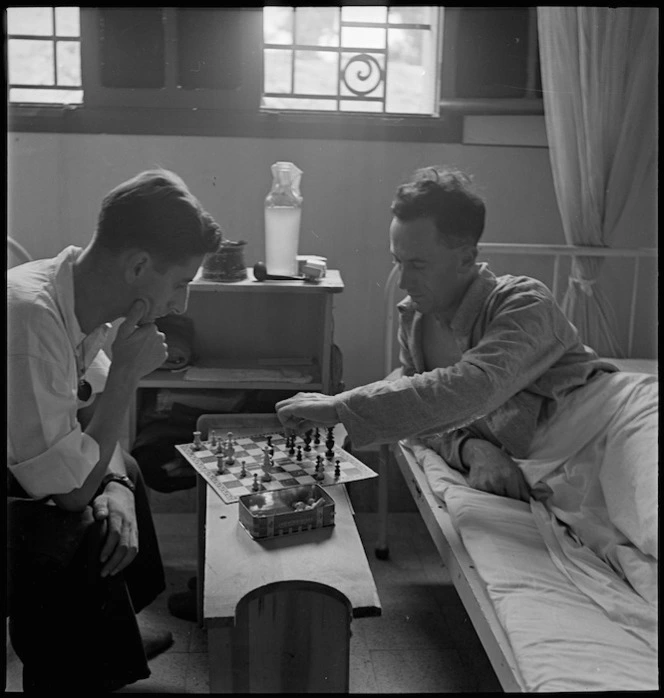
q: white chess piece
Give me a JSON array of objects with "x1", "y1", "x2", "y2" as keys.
[
  {"x1": 261, "y1": 447, "x2": 273, "y2": 481},
  {"x1": 225, "y1": 438, "x2": 235, "y2": 465}
]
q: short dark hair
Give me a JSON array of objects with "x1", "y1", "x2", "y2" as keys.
[
  {"x1": 390, "y1": 166, "x2": 486, "y2": 248},
  {"x1": 94, "y1": 169, "x2": 222, "y2": 268}
]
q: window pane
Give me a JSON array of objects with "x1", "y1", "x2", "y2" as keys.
[
  {"x1": 8, "y1": 39, "x2": 54, "y2": 85},
  {"x1": 264, "y1": 48, "x2": 292, "y2": 93},
  {"x1": 6, "y1": 7, "x2": 53, "y2": 36},
  {"x1": 294, "y1": 51, "x2": 337, "y2": 96},
  {"x1": 263, "y1": 6, "x2": 293, "y2": 45},
  {"x1": 56, "y1": 41, "x2": 81, "y2": 86},
  {"x1": 388, "y1": 7, "x2": 433, "y2": 25},
  {"x1": 10, "y1": 87, "x2": 82, "y2": 104},
  {"x1": 341, "y1": 26, "x2": 386, "y2": 50},
  {"x1": 340, "y1": 52, "x2": 384, "y2": 99},
  {"x1": 339, "y1": 100, "x2": 382, "y2": 113},
  {"x1": 386, "y1": 27, "x2": 437, "y2": 114},
  {"x1": 55, "y1": 7, "x2": 80, "y2": 37},
  {"x1": 386, "y1": 61, "x2": 432, "y2": 114},
  {"x1": 262, "y1": 96, "x2": 336, "y2": 111},
  {"x1": 261, "y1": 6, "x2": 440, "y2": 116},
  {"x1": 341, "y1": 6, "x2": 387, "y2": 24},
  {"x1": 294, "y1": 7, "x2": 339, "y2": 46}
]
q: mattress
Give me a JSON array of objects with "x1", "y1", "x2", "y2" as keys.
[{"x1": 406, "y1": 370, "x2": 659, "y2": 692}]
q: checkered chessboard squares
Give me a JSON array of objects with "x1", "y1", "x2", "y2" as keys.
[{"x1": 175, "y1": 430, "x2": 377, "y2": 504}]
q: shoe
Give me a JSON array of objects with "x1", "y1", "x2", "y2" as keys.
[
  {"x1": 167, "y1": 589, "x2": 197, "y2": 622},
  {"x1": 142, "y1": 628, "x2": 174, "y2": 661}
]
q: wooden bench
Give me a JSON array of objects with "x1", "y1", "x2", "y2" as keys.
[{"x1": 195, "y1": 414, "x2": 381, "y2": 693}]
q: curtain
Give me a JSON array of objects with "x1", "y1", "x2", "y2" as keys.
[{"x1": 537, "y1": 7, "x2": 658, "y2": 357}]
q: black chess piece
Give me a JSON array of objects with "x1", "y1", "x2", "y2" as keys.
[
  {"x1": 288, "y1": 435, "x2": 296, "y2": 456},
  {"x1": 296, "y1": 445, "x2": 303, "y2": 462},
  {"x1": 334, "y1": 459, "x2": 341, "y2": 479},
  {"x1": 304, "y1": 429, "x2": 312, "y2": 452},
  {"x1": 314, "y1": 455, "x2": 324, "y2": 481},
  {"x1": 267, "y1": 435, "x2": 273, "y2": 448},
  {"x1": 325, "y1": 427, "x2": 335, "y2": 459},
  {"x1": 314, "y1": 427, "x2": 320, "y2": 445}
]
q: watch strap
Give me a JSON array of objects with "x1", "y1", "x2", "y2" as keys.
[{"x1": 99, "y1": 473, "x2": 136, "y2": 495}]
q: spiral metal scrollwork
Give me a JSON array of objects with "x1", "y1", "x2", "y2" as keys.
[{"x1": 342, "y1": 53, "x2": 384, "y2": 97}]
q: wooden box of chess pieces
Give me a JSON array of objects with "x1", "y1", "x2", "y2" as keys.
[{"x1": 238, "y1": 484, "x2": 335, "y2": 540}]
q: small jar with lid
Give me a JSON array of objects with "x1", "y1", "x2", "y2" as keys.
[{"x1": 201, "y1": 239, "x2": 248, "y2": 282}]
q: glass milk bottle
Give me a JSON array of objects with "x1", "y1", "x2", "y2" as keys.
[{"x1": 264, "y1": 162, "x2": 303, "y2": 276}]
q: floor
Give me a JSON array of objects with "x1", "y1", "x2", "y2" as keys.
[{"x1": 5, "y1": 503, "x2": 502, "y2": 693}]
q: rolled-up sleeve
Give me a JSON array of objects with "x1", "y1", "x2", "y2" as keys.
[
  {"x1": 335, "y1": 288, "x2": 573, "y2": 449},
  {"x1": 8, "y1": 426, "x2": 100, "y2": 498},
  {"x1": 7, "y1": 353, "x2": 100, "y2": 498}
]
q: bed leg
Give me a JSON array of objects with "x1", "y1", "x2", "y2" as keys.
[{"x1": 375, "y1": 444, "x2": 390, "y2": 559}]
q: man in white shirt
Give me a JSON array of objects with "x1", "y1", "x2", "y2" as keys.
[{"x1": 7, "y1": 169, "x2": 221, "y2": 692}]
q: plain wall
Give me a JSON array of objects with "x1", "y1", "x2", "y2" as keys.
[{"x1": 7, "y1": 116, "x2": 656, "y2": 388}]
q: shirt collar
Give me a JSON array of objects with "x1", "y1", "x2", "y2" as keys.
[
  {"x1": 52, "y1": 245, "x2": 111, "y2": 353},
  {"x1": 397, "y1": 263, "x2": 498, "y2": 335},
  {"x1": 449, "y1": 263, "x2": 497, "y2": 335}
]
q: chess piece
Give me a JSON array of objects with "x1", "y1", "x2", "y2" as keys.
[
  {"x1": 314, "y1": 427, "x2": 320, "y2": 445},
  {"x1": 261, "y1": 448, "x2": 273, "y2": 481},
  {"x1": 267, "y1": 435, "x2": 273, "y2": 448},
  {"x1": 296, "y1": 445, "x2": 303, "y2": 461},
  {"x1": 252, "y1": 472, "x2": 260, "y2": 492},
  {"x1": 240, "y1": 460, "x2": 247, "y2": 479},
  {"x1": 215, "y1": 440, "x2": 223, "y2": 455},
  {"x1": 334, "y1": 459, "x2": 341, "y2": 479},
  {"x1": 325, "y1": 427, "x2": 335, "y2": 459},
  {"x1": 288, "y1": 435, "x2": 296, "y2": 456},
  {"x1": 304, "y1": 429, "x2": 312, "y2": 452},
  {"x1": 225, "y1": 438, "x2": 235, "y2": 465},
  {"x1": 192, "y1": 431, "x2": 203, "y2": 451},
  {"x1": 314, "y1": 456, "x2": 324, "y2": 481},
  {"x1": 209, "y1": 433, "x2": 217, "y2": 450},
  {"x1": 216, "y1": 455, "x2": 225, "y2": 474}
]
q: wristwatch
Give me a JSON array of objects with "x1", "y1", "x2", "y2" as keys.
[{"x1": 100, "y1": 473, "x2": 136, "y2": 495}]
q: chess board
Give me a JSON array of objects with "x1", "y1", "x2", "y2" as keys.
[{"x1": 175, "y1": 430, "x2": 378, "y2": 504}]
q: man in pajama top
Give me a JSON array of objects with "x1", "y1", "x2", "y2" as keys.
[{"x1": 276, "y1": 166, "x2": 616, "y2": 501}]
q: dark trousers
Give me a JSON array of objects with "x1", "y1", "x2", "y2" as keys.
[{"x1": 7, "y1": 460, "x2": 166, "y2": 692}]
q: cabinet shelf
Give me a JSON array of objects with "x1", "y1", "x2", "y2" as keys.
[
  {"x1": 138, "y1": 368, "x2": 323, "y2": 392},
  {"x1": 189, "y1": 268, "x2": 343, "y2": 293},
  {"x1": 130, "y1": 268, "x2": 342, "y2": 445}
]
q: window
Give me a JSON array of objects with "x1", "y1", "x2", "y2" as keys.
[
  {"x1": 262, "y1": 6, "x2": 441, "y2": 116},
  {"x1": 6, "y1": 6, "x2": 82, "y2": 104},
  {"x1": 7, "y1": 6, "x2": 542, "y2": 141}
]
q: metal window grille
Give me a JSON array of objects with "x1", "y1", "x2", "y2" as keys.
[
  {"x1": 7, "y1": 6, "x2": 83, "y2": 104},
  {"x1": 262, "y1": 7, "x2": 441, "y2": 115}
]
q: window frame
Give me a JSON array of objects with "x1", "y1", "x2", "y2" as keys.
[{"x1": 7, "y1": 6, "x2": 543, "y2": 144}]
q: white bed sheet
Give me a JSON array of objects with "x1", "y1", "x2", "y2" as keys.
[{"x1": 406, "y1": 370, "x2": 658, "y2": 692}]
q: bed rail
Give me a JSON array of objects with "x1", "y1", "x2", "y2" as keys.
[{"x1": 384, "y1": 244, "x2": 656, "y2": 372}]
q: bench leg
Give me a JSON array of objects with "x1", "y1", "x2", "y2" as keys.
[{"x1": 375, "y1": 444, "x2": 390, "y2": 560}]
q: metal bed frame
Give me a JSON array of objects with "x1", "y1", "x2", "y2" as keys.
[{"x1": 372, "y1": 243, "x2": 657, "y2": 689}]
